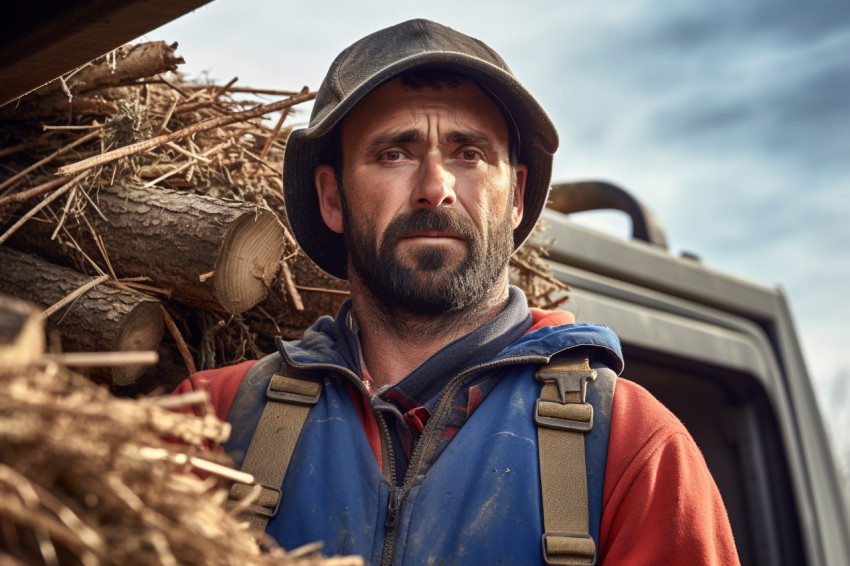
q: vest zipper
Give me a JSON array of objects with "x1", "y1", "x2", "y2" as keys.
[
  {"x1": 376, "y1": 354, "x2": 552, "y2": 565},
  {"x1": 377, "y1": 411, "x2": 401, "y2": 566}
]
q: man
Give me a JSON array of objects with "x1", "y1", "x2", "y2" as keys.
[{"x1": 176, "y1": 19, "x2": 740, "y2": 565}]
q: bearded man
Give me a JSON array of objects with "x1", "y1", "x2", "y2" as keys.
[{"x1": 176, "y1": 19, "x2": 740, "y2": 565}]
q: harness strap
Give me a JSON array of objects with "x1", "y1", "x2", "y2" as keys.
[
  {"x1": 228, "y1": 364, "x2": 321, "y2": 532},
  {"x1": 536, "y1": 349, "x2": 598, "y2": 566}
]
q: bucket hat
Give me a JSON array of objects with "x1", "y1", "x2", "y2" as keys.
[{"x1": 283, "y1": 18, "x2": 559, "y2": 279}]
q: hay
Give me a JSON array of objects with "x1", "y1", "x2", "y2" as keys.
[{"x1": 0, "y1": 360, "x2": 361, "y2": 565}]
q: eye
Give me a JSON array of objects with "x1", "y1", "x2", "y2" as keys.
[
  {"x1": 460, "y1": 148, "x2": 484, "y2": 162},
  {"x1": 380, "y1": 150, "x2": 404, "y2": 162}
]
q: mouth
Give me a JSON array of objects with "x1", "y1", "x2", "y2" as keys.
[{"x1": 401, "y1": 231, "x2": 466, "y2": 242}]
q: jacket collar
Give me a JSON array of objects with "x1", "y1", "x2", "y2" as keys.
[{"x1": 277, "y1": 286, "x2": 624, "y2": 377}]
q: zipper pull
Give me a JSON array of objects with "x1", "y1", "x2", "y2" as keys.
[{"x1": 385, "y1": 487, "x2": 401, "y2": 528}]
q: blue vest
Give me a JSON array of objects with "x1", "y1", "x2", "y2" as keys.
[{"x1": 225, "y1": 321, "x2": 622, "y2": 565}]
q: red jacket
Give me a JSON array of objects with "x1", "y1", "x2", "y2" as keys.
[{"x1": 176, "y1": 309, "x2": 740, "y2": 564}]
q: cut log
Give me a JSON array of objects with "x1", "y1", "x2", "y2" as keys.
[
  {"x1": 7, "y1": 184, "x2": 287, "y2": 314},
  {"x1": 1, "y1": 41, "x2": 184, "y2": 119},
  {"x1": 0, "y1": 247, "x2": 164, "y2": 385},
  {"x1": 0, "y1": 294, "x2": 44, "y2": 366}
]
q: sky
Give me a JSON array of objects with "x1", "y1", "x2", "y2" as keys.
[{"x1": 141, "y1": 0, "x2": 850, "y2": 460}]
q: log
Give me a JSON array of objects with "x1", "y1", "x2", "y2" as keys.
[
  {"x1": 7, "y1": 184, "x2": 287, "y2": 314},
  {"x1": 3, "y1": 42, "x2": 184, "y2": 114},
  {"x1": 0, "y1": 247, "x2": 164, "y2": 385},
  {"x1": 0, "y1": 294, "x2": 44, "y2": 366}
]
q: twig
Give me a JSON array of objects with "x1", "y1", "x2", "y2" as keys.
[
  {"x1": 510, "y1": 255, "x2": 570, "y2": 290},
  {"x1": 294, "y1": 285, "x2": 351, "y2": 296},
  {"x1": 207, "y1": 86, "x2": 300, "y2": 97},
  {"x1": 56, "y1": 91, "x2": 317, "y2": 176},
  {"x1": 142, "y1": 160, "x2": 195, "y2": 188},
  {"x1": 166, "y1": 142, "x2": 211, "y2": 163},
  {"x1": 40, "y1": 274, "x2": 110, "y2": 319},
  {"x1": 281, "y1": 223, "x2": 298, "y2": 250},
  {"x1": 0, "y1": 175, "x2": 68, "y2": 206},
  {"x1": 156, "y1": 95, "x2": 179, "y2": 134},
  {"x1": 50, "y1": 185, "x2": 78, "y2": 240},
  {"x1": 259, "y1": 86, "x2": 306, "y2": 159},
  {"x1": 0, "y1": 171, "x2": 87, "y2": 245},
  {"x1": 146, "y1": 390, "x2": 209, "y2": 409},
  {"x1": 215, "y1": 77, "x2": 239, "y2": 99},
  {"x1": 42, "y1": 123, "x2": 101, "y2": 131},
  {"x1": 188, "y1": 457, "x2": 253, "y2": 485},
  {"x1": 280, "y1": 261, "x2": 304, "y2": 311},
  {"x1": 0, "y1": 129, "x2": 100, "y2": 193},
  {"x1": 239, "y1": 146, "x2": 279, "y2": 175},
  {"x1": 120, "y1": 281, "x2": 172, "y2": 298},
  {"x1": 161, "y1": 306, "x2": 197, "y2": 375},
  {"x1": 33, "y1": 350, "x2": 159, "y2": 367}
]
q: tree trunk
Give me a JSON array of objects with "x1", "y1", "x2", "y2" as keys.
[
  {"x1": 7, "y1": 184, "x2": 286, "y2": 315},
  {"x1": 0, "y1": 247, "x2": 164, "y2": 385}
]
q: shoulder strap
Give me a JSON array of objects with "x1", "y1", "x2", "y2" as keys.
[
  {"x1": 535, "y1": 348, "x2": 616, "y2": 566},
  {"x1": 227, "y1": 358, "x2": 322, "y2": 532}
]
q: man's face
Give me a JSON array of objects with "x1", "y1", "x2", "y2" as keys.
[{"x1": 316, "y1": 77, "x2": 526, "y2": 315}]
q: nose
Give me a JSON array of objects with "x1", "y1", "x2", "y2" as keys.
[{"x1": 412, "y1": 153, "x2": 456, "y2": 209}]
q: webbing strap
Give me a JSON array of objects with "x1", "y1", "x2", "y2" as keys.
[
  {"x1": 228, "y1": 366, "x2": 321, "y2": 532},
  {"x1": 536, "y1": 349, "x2": 598, "y2": 566}
]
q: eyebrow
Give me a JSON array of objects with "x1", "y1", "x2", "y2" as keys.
[
  {"x1": 445, "y1": 130, "x2": 492, "y2": 146},
  {"x1": 367, "y1": 128, "x2": 496, "y2": 150},
  {"x1": 368, "y1": 129, "x2": 424, "y2": 150}
]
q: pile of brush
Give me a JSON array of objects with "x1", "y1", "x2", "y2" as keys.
[
  {"x1": 0, "y1": 40, "x2": 568, "y2": 395},
  {"x1": 0, "y1": 295, "x2": 362, "y2": 565}
]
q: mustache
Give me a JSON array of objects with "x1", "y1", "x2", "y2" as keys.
[{"x1": 382, "y1": 208, "x2": 478, "y2": 246}]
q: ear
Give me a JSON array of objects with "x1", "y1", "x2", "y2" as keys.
[
  {"x1": 511, "y1": 164, "x2": 528, "y2": 229},
  {"x1": 315, "y1": 165, "x2": 344, "y2": 234}
]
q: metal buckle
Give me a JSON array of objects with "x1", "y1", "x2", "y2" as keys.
[
  {"x1": 541, "y1": 532, "x2": 597, "y2": 566},
  {"x1": 534, "y1": 399, "x2": 594, "y2": 432},
  {"x1": 265, "y1": 373, "x2": 321, "y2": 405}
]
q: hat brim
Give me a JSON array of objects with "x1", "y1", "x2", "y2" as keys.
[{"x1": 283, "y1": 52, "x2": 557, "y2": 280}]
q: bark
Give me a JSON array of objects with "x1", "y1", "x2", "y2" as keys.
[
  {"x1": 0, "y1": 247, "x2": 164, "y2": 385},
  {"x1": 7, "y1": 184, "x2": 286, "y2": 314}
]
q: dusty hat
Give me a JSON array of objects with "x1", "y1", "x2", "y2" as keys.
[{"x1": 283, "y1": 18, "x2": 559, "y2": 279}]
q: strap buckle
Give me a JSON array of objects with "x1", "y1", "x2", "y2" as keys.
[
  {"x1": 534, "y1": 398, "x2": 594, "y2": 432},
  {"x1": 266, "y1": 372, "x2": 321, "y2": 405},
  {"x1": 541, "y1": 532, "x2": 597, "y2": 566},
  {"x1": 535, "y1": 366, "x2": 597, "y2": 403},
  {"x1": 228, "y1": 482, "x2": 282, "y2": 518}
]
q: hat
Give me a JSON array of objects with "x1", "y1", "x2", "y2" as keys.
[{"x1": 283, "y1": 19, "x2": 559, "y2": 279}]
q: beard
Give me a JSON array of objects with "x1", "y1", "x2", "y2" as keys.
[{"x1": 340, "y1": 190, "x2": 515, "y2": 316}]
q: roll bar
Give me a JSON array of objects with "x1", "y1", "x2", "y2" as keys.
[{"x1": 546, "y1": 181, "x2": 668, "y2": 250}]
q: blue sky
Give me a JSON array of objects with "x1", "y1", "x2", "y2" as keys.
[{"x1": 142, "y1": 1, "x2": 850, "y2": 451}]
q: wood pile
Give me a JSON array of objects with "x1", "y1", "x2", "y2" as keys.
[
  {"x1": 0, "y1": 40, "x2": 569, "y2": 395},
  {"x1": 0, "y1": 295, "x2": 363, "y2": 565}
]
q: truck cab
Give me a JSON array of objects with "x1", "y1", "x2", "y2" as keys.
[{"x1": 542, "y1": 181, "x2": 850, "y2": 565}]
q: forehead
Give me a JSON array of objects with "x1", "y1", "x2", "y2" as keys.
[{"x1": 340, "y1": 77, "x2": 511, "y2": 148}]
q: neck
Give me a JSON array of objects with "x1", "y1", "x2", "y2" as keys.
[{"x1": 349, "y1": 274, "x2": 512, "y2": 390}]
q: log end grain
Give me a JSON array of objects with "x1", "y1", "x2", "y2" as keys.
[
  {"x1": 213, "y1": 209, "x2": 285, "y2": 315},
  {"x1": 0, "y1": 294, "x2": 44, "y2": 366},
  {"x1": 111, "y1": 300, "x2": 165, "y2": 386}
]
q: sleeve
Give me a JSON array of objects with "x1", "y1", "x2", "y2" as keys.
[
  {"x1": 599, "y1": 380, "x2": 740, "y2": 565},
  {"x1": 171, "y1": 359, "x2": 258, "y2": 421}
]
